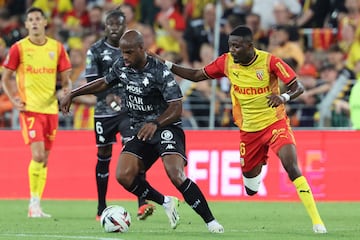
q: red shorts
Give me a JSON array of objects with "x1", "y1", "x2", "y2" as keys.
[
  {"x1": 239, "y1": 118, "x2": 296, "y2": 173},
  {"x1": 19, "y1": 111, "x2": 58, "y2": 150}
]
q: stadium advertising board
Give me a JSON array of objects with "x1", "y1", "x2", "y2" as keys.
[{"x1": 1, "y1": 130, "x2": 359, "y2": 201}]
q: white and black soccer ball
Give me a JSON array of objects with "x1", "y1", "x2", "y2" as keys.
[{"x1": 100, "y1": 205, "x2": 131, "y2": 233}]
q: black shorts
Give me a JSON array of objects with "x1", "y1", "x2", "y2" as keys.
[
  {"x1": 94, "y1": 113, "x2": 133, "y2": 146},
  {"x1": 122, "y1": 125, "x2": 187, "y2": 171}
]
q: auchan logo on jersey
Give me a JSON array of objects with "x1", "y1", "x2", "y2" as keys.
[
  {"x1": 26, "y1": 65, "x2": 56, "y2": 74},
  {"x1": 233, "y1": 85, "x2": 270, "y2": 95}
]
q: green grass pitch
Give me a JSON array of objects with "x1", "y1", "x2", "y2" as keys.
[{"x1": 0, "y1": 200, "x2": 359, "y2": 240}]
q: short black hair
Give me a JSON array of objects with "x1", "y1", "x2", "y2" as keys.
[
  {"x1": 230, "y1": 25, "x2": 253, "y2": 45},
  {"x1": 230, "y1": 25, "x2": 253, "y2": 39},
  {"x1": 105, "y1": 8, "x2": 126, "y2": 22},
  {"x1": 25, "y1": 7, "x2": 46, "y2": 18}
]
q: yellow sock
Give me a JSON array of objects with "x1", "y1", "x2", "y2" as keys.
[
  {"x1": 38, "y1": 165, "x2": 48, "y2": 199},
  {"x1": 293, "y1": 176, "x2": 324, "y2": 225},
  {"x1": 28, "y1": 160, "x2": 42, "y2": 198}
]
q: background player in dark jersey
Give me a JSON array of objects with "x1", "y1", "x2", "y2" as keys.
[
  {"x1": 60, "y1": 30, "x2": 224, "y2": 233},
  {"x1": 155, "y1": 25, "x2": 327, "y2": 234},
  {"x1": 85, "y1": 9, "x2": 155, "y2": 221}
]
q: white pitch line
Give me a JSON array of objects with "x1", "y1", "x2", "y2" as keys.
[{"x1": 0, "y1": 233, "x2": 124, "y2": 240}]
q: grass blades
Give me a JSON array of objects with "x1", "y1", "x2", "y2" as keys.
[{"x1": 0, "y1": 200, "x2": 359, "y2": 240}]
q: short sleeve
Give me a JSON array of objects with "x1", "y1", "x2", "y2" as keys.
[
  {"x1": 85, "y1": 48, "x2": 100, "y2": 82},
  {"x1": 269, "y1": 54, "x2": 297, "y2": 85},
  {"x1": 57, "y1": 42, "x2": 72, "y2": 72},
  {"x1": 204, "y1": 54, "x2": 227, "y2": 79},
  {"x1": 2, "y1": 43, "x2": 20, "y2": 70}
]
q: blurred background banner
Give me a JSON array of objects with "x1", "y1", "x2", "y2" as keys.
[{"x1": 1, "y1": 130, "x2": 359, "y2": 201}]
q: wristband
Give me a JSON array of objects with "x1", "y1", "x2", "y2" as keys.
[
  {"x1": 281, "y1": 93, "x2": 290, "y2": 102},
  {"x1": 148, "y1": 120, "x2": 160, "y2": 128},
  {"x1": 164, "y1": 60, "x2": 173, "y2": 70},
  {"x1": 110, "y1": 101, "x2": 121, "y2": 111}
]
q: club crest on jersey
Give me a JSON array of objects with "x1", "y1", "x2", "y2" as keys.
[
  {"x1": 256, "y1": 69, "x2": 264, "y2": 80},
  {"x1": 49, "y1": 52, "x2": 55, "y2": 60},
  {"x1": 240, "y1": 157, "x2": 245, "y2": 167},
  {"x1": 29, "y1": 130, "x2": 36, "y2": 139}
]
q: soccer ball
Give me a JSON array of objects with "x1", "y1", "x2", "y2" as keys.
[{"x1": 100, "y1": 205, "x2": 131, "y2": 233}]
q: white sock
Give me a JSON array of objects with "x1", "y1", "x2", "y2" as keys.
[
  {"x1": 163, "y1": 196, "x2": 170, "y2": 206},
  {"x1": 29, "y1": 196, "x2": 40, "y2": 206}
]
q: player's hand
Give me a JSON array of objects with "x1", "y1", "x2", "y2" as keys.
[
  {"x1": 57, "y1": 87, "x2": 70, "y2": 101},
  {"x1": 137, "y1": 122, "x2": 157, "y2": 141},
  {"x1": 12, "y1": 96, "x2": 26, "y2": 111},
  {"x1": 60, "y1": 93, "x2": 73, "y2": 115},
  {"x1": 266, "y1": 94, "x2": 285, "y2": 108}
]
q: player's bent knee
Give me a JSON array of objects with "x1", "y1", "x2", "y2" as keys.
[
  {"x1": 165, "y1": 169, "x2": 186, "y2": 187},
  {"x1": 116, "y1": 173, "x2": 133, "y2": 188},
  {"x1": 243, "y1": 174, "x2": 261, "y2": 196}
]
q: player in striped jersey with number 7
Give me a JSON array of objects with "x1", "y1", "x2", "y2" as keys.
[
  {"x1": 1, "y1": 7, "x2": 72, "y2": 218},
  {"x1": 157, "y1": 25, "x2": 327, "y2": 234}
]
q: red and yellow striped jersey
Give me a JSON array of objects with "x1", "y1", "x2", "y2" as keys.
[
  {"x1": 3, "y1": 37, "x2": 71, "y2": 114},
  {"x1": 204, "y1": 49, "x2": 296, "y2": 132}
]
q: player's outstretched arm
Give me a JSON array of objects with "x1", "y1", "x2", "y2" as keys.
[
  {"x1": 60, "y1": 77, "x2": 108, "y2": 114},
  {"x1": 148, "y1": 51, "x2": 209, "y2": 82},
  {"x1": 170, "y1": 63, "x2": 209, "y2": 82}
]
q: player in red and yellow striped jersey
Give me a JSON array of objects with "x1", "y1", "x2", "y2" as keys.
[
  {"x1": 1, "y1": 7, "x2": 72, "y2": 218},
  {"x1": 158, "y1": 25, "x2": 327, "y2": 234}
]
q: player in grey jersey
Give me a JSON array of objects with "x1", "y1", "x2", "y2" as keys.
[
  {"x1": 85, "y1": 9, "x2": 155, "y2": 221},
  {"x1": 60, "y1": 30, "x2": 224, "y2": 233}
]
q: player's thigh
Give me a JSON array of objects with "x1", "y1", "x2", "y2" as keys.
[
  {"x1": 268, "y1": 118, "x2": 296, "y2": 155},
  {"x1": 116, "y1": 152, "x2": 141, "y2": 179},
  {"x1": 155, "y1": 126, "x2": 187, "y2": 163},
  {"x1": 122, "y1": 136, "x2": 160, "y2": 171},
  {"x1": 20, "y1": 112, "x2": 57, "y2": 160},
  {"x1": 240, "y1": 130, "x2": 268, "y2": 176},
  {"x1": 116, "y1": 113, "x2": 133, "y2": 139},
  {"x1": 43, "y1": 113, "x2": 58, "y2": 150},
  {"x1": 94, "y1": 116, "x2": 121, "y2": 146},
  {"x1": 20, "y1": 111, "x2": 45, "y2": 145}
]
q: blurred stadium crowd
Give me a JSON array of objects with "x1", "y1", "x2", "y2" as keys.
[{"x1": 0, "y1": 0, "x2": 359, "y2": 130}]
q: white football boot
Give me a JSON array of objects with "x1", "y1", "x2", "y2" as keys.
[
  {"x1": 163, "y1": 196, "x2": 180, "y2": 229},
  {"x1": 28, "y1": 197, "x2": 51, "y2": 218},
  {"x1": 207, "y1": 219, "x2": 224, "y2": 233},
  {"x1": 313, "y1": 224, "x2": 327, "y2": 233}
]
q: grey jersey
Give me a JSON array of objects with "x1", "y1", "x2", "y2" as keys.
[
  {"x1": 85, "y1": 39, "x2": 127, "y2": 116},
  {"x1": 105, "y1": 55, "x2": 183, "y2": 131}
]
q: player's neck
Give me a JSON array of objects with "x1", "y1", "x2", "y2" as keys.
[
  {"x1": 28, "y1": 35, "x2": 47, "y2": 45},
  {"x1": 106, "y1": 39, "x2": 119, "y2": 48},
  {"x1": 240, "y1": 51, "x2": 257, "y2": 66}
]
